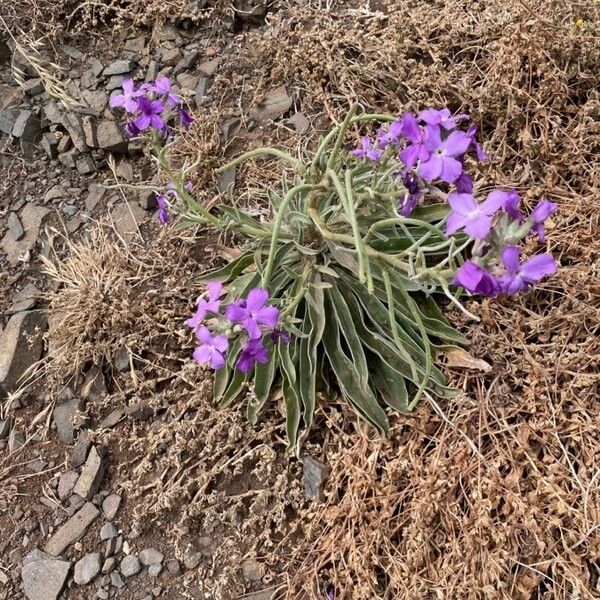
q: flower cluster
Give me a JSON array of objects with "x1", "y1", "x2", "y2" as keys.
[
  {"x1": 109, "y1": 76, "x2": 192, "y2": 138},
  {"x1": 185, "y1": 283, "x2": 289, "y2": 373},
  {"x1": 352, "y1": 107, "x2": 558, "y2": 297}
]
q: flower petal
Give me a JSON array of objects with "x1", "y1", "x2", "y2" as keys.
[
  {"x1": 501, "y1": 246, "x2": 521, "y2": 274},
  {"x1": 520, "y1": 254, "x2": 557, "y2": 282},
  {"x1": 245, "y1": 288, "x2": 269, "y2": 311}
]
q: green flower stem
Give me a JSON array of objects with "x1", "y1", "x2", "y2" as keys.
[
  {"x1": 325, "y1": 104, "x2": 359, "y2": 171},
  {"x1": 381, "y1": 268, "x2": 419, "y2": 382},
  {"x1": 397, "y1": 283, "x2": 432, "y2": 410},
  {"x1": 216, "y1": 148, "x2": 306, "y2": 175},
  {"x1": 262, "y1": 183, "x2": 319, "y2": 289}
]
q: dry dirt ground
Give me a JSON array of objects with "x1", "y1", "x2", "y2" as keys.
[{"x1": 1, "y1": 1, "x2": 599, "y2": 599}]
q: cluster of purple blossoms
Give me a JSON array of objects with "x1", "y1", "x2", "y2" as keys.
[
  {"x1": 451, "y1": 192, "x2": 558, "y2": 296},
  {"x1": 109, "y1": 76, "x2": 193, "y2": 138},
  {"x1": 185, "y1": 283, "x2": 289, "y2": 373},
  {"x1": 352, "y1": 107, "x2": 486, "y2": 217}
]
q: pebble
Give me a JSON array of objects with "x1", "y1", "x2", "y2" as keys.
[
  {"x1": 302, "y1": 456, "x2": 330, "y2": 501},
  {"x1": 120, "y1": 554, "x2": 141, "y2": 577},
  {"x1": 103, "y1": 60, "x2": 136, "y2": 76},
  {"x1": 58, "y1": 470, "x2": 79, "y2": 500},
  {"x1": 139, "y1": 548, "x2": 164, "y2": 566},
  {"x1": 110, "y1": 570, "x2": 125, "y2": 588},
  {"x1": 100, "y1": 522, "x2": 118, "y2": 541},
  {"x1": 74, "y1": 552, "x2": 102, "y2": 585},
  {"x1": 102, "y1": 494, "x2": 122, "y2": 520},
  {"x1": 165, "y1": 558, "x2": 181, "y2": 577},
  {"x1": 7, "y1": 212, "x2": 24, "y2": 240},
  {"x1": 101, "y1": 556, "x2": 116, "y2": 574},
  {"x1": 183, "y1": 551, "x2": 202, "y2": 570}
]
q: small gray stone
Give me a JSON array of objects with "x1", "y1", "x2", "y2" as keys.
[
  {"x1": 110, "y1": 570, "x2": 125, "y2": 588},
  {"x1": 12, "y1": 110, "x2": 42, "y2": 141},
  {"x1": 183, "y1": 551, "x2": 201, "y2": 570},
  {"x1": 195, "y1": 77, "x2": 209, "y2": 106},
  {"x1": 28, "y1": 458, "x2": 47, "y2": 473},
  {"x1": 7, "y1": 283, "x2": 39, "y2": 314},
  {"x1": 120, "y1": 554, "x2": 141, "y2": 577},
  {"x1": 125, "y1": 402, "x2": 152, "y2": 421},
  {"x1": 58, "y1": 470, "x2": 79, "y2": 500},
  {"x1": 100, "y1": 522, "x2": 118, "y2": 541},
  {"x1": 242, "y1": 559, "x2": 263, "y2": 582},
  {"x1": 173, "y1": 50, "x2": 199, "y2": 75},
  {"x1": 80, "y1": 366, "x2": 106, "y2": 403},
  {"x1": 96, "y1": 121, "x2": 127, "y2": 153},
  {"x1": 111, "y1": 201, "x2": 146, "y2": 241},
  {"x1": 0, "y1": 418, "x2": 11, "y2": 439},
  {"x1": 97, "y1": 589, "x2": 109, "y2": 599},
  {"x1": 288, "y1": 112, "x2": 310, "y2": 134},
  {"x1": 302, "y1": 456, "x2": 330, "y2": 501},
  {"x1": 70, "y1": 431, "x2": 92, "y2": 468},
  {"x1": 159, "y1": 47, "x2": 181, "y2": 66},
  {"x1": 76, "y1": 155, "x2": 95, "y2": 175},
  {"x1": 99, "y1": 408, "x2": 125, "y2": 429},
  {"x1": 21, "y1": 550, "x2": 71, "y2": 600},
  {"x1": 0, "y1": 108, "x2": 19, "y2": 135},
  {"x1": 53, "y1": 398, "x2": 79, "y2": 444},
  {"x1": 8, "y1": 212, "x2": 24, "y2": 240},
  {"x1": 23, "y1": 78, "x2": 44, "y2": 96},
  {"x1": 165, "y1": 559, "x2": 180, "y2": 577},
  {"x1": 8, "y1": 429, "x2": 25, "y2": 453},
  {"x1": 139, "y1": 190, "x2": 156, "y2": 210},
  {"x1": 198, "y1": 59, "x2": 220, "y2": 76},
  {"x1": 73, "y1": 446, "x2": 105, "y2": 500},
  {"x1": 40, "y1": 132, "x2": 59, "y2": 159},
  {"x1": 250, "y1": 85, "x2": 293, "y2": 122},
  {"x1": 74, "y1": 552, "x2": 102, "y2": 585},
  {"x1": 102, "y1": 494, "x2": 122, "y2": 520},
  {"x1": 139, "y1": 549, "x2": 164, "y2": 566},
  {"x1": 102, "y1": 556, "x2": 116, "y2": 574},
  {"x1": 148, "y1": 563, "x2": 162, "y2": 577},
  {"x1": 44, "y1": 502, "x2": 100, "y2": 556},
  {"x1": 217, "y1": 167, "x2": 236, "y2": 194},
  {"x1": 103, "y1": 60, "x2": 136, "y2": 77}
]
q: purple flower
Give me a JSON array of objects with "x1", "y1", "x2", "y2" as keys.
[
  {"x1": 453, "y1": 261, "x2": 500, "y2": 297},
  {"x1": 225, "y1": 288, "x2": 280, "y2": 339},
  {"x1": 499, "y1": 246, "x2": 557, "y2": 295},
  {"x1": 156, "y1": 194, "x2": 170, "y2": 225},
  {"x1": 124, "y1": 121, "x2": 140, "y2": 138},
  {"x1": 179, "y1": 108, "x2": 193, "y2": 130},
  {"x1": 446, "y1": 192, "x2": 503, "y2": 239},
  {"x1": 377, "y1": 118, "x2": 404, "y2": 148},
  {"x1": 185, "y1": 281, "x2": 224, "y2": 330},
  {"x1": 236, "y1": 338, "x2": 270, "y2": 373},
  {"x1": 192, "y1": 326, "x2": 229, "y2": 369},
  {"x1": 466, "y1": 124, "x2": 487, "y2": 161},
  {"x1": 352, "y1": 136, "x2": 382, "y2": 161},
  {"x1": 529, "y1": 199, "x2": 557, "y2": 242},
  {"x1": 419, "y1": 126, "x2": 471, "y2": 183},
  {"x1": 398, "y1": 113, "x2": 430, "y2": 169},
  {"x1": 133, "y1": 97, "x2": 166, "y2": 132},
  {"x1": 109, "y1": 78, "x2": 140, "y2": 113},
  {"x1": 418, "y1": 108, "x2": 467, "y2": 130},
  {"x1": 483, "y1": 189, "x2": 523, "y2": 221},
  {"x1": 455, "y1": 172, "x2": 474, "y2": 194},
  {"x1": 271, "y1": 329, "x2": 292, "y2": 343},
  {"x1": 149, "y1": 76, "x2": 182, "y2": 106},
  {"x1": 399, "y1": 171, "x2": 421, "y2": 217}
]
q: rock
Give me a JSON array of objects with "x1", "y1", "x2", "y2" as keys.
[
  {"x1": 96, "y1": 120, "x2": 127, "y2": 153},
  {"x1": 244, "y1": 590, "x2": 277, "y2": 600},
  {"x1": 74, "y1": 552, "x2": 102, "y2": 585},
  {"x1": 159, "y1": 47, "x2": 181, "y2": 66},
  {"x1": 1, "y1": 203, "x2": 50, "y2": 267},
  {"x1": 100, "y1": 522, "x2": 118, "y2": 541},
  {"x1": 8, "y1": 283, "x2": 40, "y2": 314},
  {"x1": 102, "y1": 494, "x2": 122, "y2": 520},
  {"x1": 125, "y1": 402, "x2": 152, "y2": 421},
  {"x1": 111, "y1": 201, "x2": 146, "y2": 241},
  {"x1": 58, "y1": 470, "x2": 79, "y2": 500},
  {"x1": 198, "y1": 59, "x2": 220, "y2": 76},
  {"x1": 44, "y1": 502, "x2": 100, "y2": 556},
  {"x1": 302, "y1": 456, "x2": 330, "y2": 501},
  {"x1": 8, "y1": 429, "x2": 25, "y2": 452},
  {"x1": 139, "y1": 549, "x2": 164, "y2": 566},
  {"x1": 85, "y1": 183, "x2": 105, "y2": 211},
  {"x1": 21, "y1": 550, "x2": 71, "y2": 600},
  {"x1": 99, "y1": 408, "x2": 125, "y2": 429},
  {"x1": 43, "y1": 102, "x2": 63, "y2": 124},
  {"x1": 61, "y1": 113, "x2": 89, "y2": 152},
  {"x1": 0, "y1": 108, "x2": 19, "y2": 134},
  {"x1": 148, "y1": 564, "x2": 162, "y2": 577},
  {"x1": 44, "y1": 184, "x2": 68, "y2": 202},
  {"x1": 82, "y1": 90, "x2": 108, "y2": 113},
  {"x1": 288, "y1": 112, "x2": 310, "y2": 134},
  {"x1": 53, "y1": 398, "x2": 79, "y2": 444},
  {"x1": 242, "y1": 558, "x2": 263, "y2": 582},
  {"x1": 194, "y1": 77, "x2": 209, "y2": 106},
  {"x1": 76, "y1": 155, "x2": 95, "y2": 175},
  {"x1": 103, "y1": 60, "x2": 136, "y2": 77},
  {"x1": 120, "y1": 554, "x2": 141, "y2": 577},
  {"x1": 0, "y1": 310, "x2": 47, "y2": 394},
  {"x1": 102, "y1": 556, "x2": 116, "y2": 574},
  {"x1": 23, "y1": 78, "x2": 44, "y2": 96},
  {"x1": 183, "y1": 551, "x2": 202, "y2": 570},
  {"x1": 57, "y1": 133, "x2": 72, "y2": 153},
  {"x1": 61, "y1": 45, "x2": 84, "y2": 60},
  {"x1": 165, "y1": 558, "x2": 181, "y2": 577},
  {"x1": 12, "y1": 110, "x2": 42, "y2": 142},
  {"x1": 97, "y1": 589, "x2": 109, "y2": 599},
  {"x1": 110, "y1": 570, "x2": 125, "y2": 588},
  {"x1": 80, "y1": 366, "x2": 106, "y2": 403},
  {"x1": 139, "y1": 190, "x2": 156, "y2": 210},
  {"x1": 40, "y1": 132, "x2": 59, "y2": 159},
  {"x1": 217, "y1": 167, "x2": 236, "y2": 194},
  {"x1": 70, "y1": 431, "x2": 92, "y2": 468},
  {"x1": 220, "y1": 117, "x2": 240, "y2": 142},
  {"x1": 28, "y1": 458, "x2": 47, "y2": 473},
  {"x1": 0, "y1": 417, "x2": 11, "y2": 439},
  {"x1": 251, "y1": 86, "x2": 293, "y2": 122},
  {"x1": 73, "y1": 446, "x2": 105, "y2": 500},
  {"x1": 7, "y1": 212, "x2": 24, "y2": 240}
]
